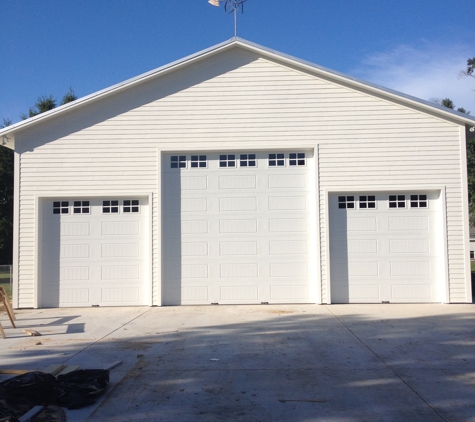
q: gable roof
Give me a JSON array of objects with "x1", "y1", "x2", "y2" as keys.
[{"x1": 2, "y1": 37, "x2": 474, "y2": 149}]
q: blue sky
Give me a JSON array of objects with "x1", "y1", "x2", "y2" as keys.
[{"x1": 2, "y1": 0, "x2": 474, "y2": 123}]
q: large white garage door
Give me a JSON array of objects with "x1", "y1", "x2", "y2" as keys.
[
  {"x1": 41, "y1": 197, "x2": 149, "y2": 307},
  {"x1": 329, "y1": 191, "x2": 443, "y2": 303},
  {"x1": 162, "y1": 151, "x2": 316, "y2": 305}
]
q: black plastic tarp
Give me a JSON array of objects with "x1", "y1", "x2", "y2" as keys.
[{"x1": 0, "y1": 369, "x2": 109, "y2": 421}]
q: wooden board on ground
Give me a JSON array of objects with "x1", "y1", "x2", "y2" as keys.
[
  {"x1": 23, "y1": 329, "x2": 41, "y2": 336},
  {"x1": 0, "y1": 286, "x2": 15, "y2": 328},
  {"x1": 42, "y1": 364, "x2": 66, "y2": 376},
  {"x1": 57, "y1": 365, "x2": 80, "y2": 375}
]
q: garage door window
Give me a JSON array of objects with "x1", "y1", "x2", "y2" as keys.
[
  {"x1": 389, "y1": 195, "x2": 406, "y2": 208},
  {"x1": 53, "y1": 201, "x2": 69, "y2": 215},
  {"x1": 73, "y1": 201, "x2": 90, "y2": 214},
  {"x1": 239, "y1": 154, "x2": 256, "y2": 167},
  {"x1": 269, "y1": 153, "x2": 285, "y2": 167},
  {"x1": 191, "y1": 155, "x2": 207, "y2": 168},
  {"x1": 171, "y1": 156, "x2": 186, "y2": 169},
  {"x1": 124, "y1": 200, "x2": 140, "y2": 213},
  {"x1": 219, "y1": 155, "x2": 236, "y2": 168},
  {"x1": 410, "y1": 195, "x2": 428, "y2": 208},
  {"x1": 338, "y1": 196, "x2": 355, "y2": 209},
  {"x1": 289, "y1": 152, "x2": 306, "y2": 166},
  {"x1": 359, "y1": 196, "x2": 376, "y2": 209},
  {"x1": 103, "y1": 200, "x2": 119, "y2": 214}
]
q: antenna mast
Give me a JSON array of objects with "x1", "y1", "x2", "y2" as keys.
[{"x1": 208, "y1": 0, "x2": 248, "y2": 37}]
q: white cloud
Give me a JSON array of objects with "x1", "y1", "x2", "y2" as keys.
[{"x1": 352, "y1": 42, "x2": 475, "y2": 113}]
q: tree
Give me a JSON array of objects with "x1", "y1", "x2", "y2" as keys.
[
  {"x1": 462, "y1": 57, "x2": 475, "y2": 78},
  {"x1": 434, "y1": 97, "x2": 470, "y2": 115},
  {"x1": 61, "y1": 88, "x2": 77, "y2": 105},
  {"x1": 0, "y1": 89, "x2": 77, "y2": 264},
  {"x1": 0, "y1": 119, "x2": 14, "y2": 264}
]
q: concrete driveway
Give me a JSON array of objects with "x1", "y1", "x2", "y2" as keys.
[{"x1": 1, "y1": 304, "x2": 475, "y2": 421}]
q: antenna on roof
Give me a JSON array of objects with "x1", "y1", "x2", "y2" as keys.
[{"x1": 208, "y1": 0, "x2": 248, "y2": 38}]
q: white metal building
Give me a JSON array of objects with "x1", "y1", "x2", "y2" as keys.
[{"x1": 1, "y1": 38, "x2": 474, "y2": 308}]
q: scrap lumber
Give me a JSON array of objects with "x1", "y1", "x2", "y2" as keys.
[
  {"x1": 0, "y1": 369, "x2": 32, "y2": 375},
  {"x1": 103, "y1": 360, "x2": 123, "y2": 371},
  {"x1": 23, "y1": 329, "x2": 41, "y2": 336},
  {"x1": 42, "y1": 364, "x2": 66, "y2": 376},
  {"x1": 0, "y1": 287, "x2": 15, "y2": 328},
  {"x1": 57, "y1": 365, "x2": 80, "y2": 375}
]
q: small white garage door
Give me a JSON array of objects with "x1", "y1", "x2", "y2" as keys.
[
  {"x1": 41, "y1": 197, "x2": 149, "y2": 307},
  {"x1": 162, "y1": 151, "x2": 316, "y2": 305},
  {"x1": 329, "y1": 191, "x2": 443, "y2": 303}
]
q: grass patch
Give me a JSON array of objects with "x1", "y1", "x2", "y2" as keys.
[
  {"x1": 0, "y1": 282, "x2": 12, "y2": 301},
  {"x1": 472, "y1": 261, "x2": 475, "y2": 272}
]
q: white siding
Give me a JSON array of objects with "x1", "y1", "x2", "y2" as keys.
[{"x1": 14, "y1": 46, "x2": 467, "y2": 306}]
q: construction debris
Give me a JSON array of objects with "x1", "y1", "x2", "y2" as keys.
[
  {"x1": 0, "y1": 369, "x2": 109, "y2": 421},
  {"x1": 22, "y1": 330, "x2": 41, "y2": 337}
]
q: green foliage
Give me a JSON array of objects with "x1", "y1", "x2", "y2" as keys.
[
  {"x1": 0, "y1": 119, "x2": 14, "y2": 264},
  {"x1": 467, "y1": 136, "x2": 475, "y2": 227},
  {"x1": 463, "y1": 57, "x2": 475, "y2": 77},
  {"x1": 441, "y1": 98, "x2": 455, "y2": 109},
  {"x1": 1, "y1": 89, "x2": 76, "y2": 264},
  {"x1": 61, "y1": 88, "x2": 77, "y2": 105},
  {"x1": 20, "y1": 95, "x2": 56, "y2": 120}
]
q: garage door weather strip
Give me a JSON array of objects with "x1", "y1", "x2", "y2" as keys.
[{"x1": 324, "y1": 306, "x2": 449, "y2": 422}]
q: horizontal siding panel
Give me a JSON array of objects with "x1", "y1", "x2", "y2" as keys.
[{"x1": 15, "y1": 53, "x2": 467, "y2": 306}]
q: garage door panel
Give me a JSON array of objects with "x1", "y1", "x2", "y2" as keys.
[
  {"x1": 330, "y1": 192, "x2": 442, "y2": 303},
  {"x1": 41, "y1": 197, "x2": 149, "y2": 307},
  {"x1": 163, "y1": 151, "x2": 315, "y2": 305}
]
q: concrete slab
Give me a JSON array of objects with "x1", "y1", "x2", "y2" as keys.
[{"x1": 1, "y1": 304, "x2": 474, "y2": 421}]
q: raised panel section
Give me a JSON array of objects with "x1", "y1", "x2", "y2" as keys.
[
  {"x1": 102, "y1": 221, "x2": 139, "y2": 236},
  {"x1": 220, "y1": 219, "x2": 257, "y2": 233},
  {"x1": 348, "y1": 240, "x2": 378, "y2": 254},
  {"x1": 102, "y1": 243, "x2": 139, "y2": 258},
  {"x1": 182, "y1": 264, "x2": 208, "y2": 278},
  {"x1": 270, "y1": 263, "x2": 308, "y2": 277},
  {"x1": 182, "y1": 198, "x2": 207, "y2": 212},
  {"x1": 219, "y1": 197, "x2": 257, "y2": 211},
  {"x1": 60, "y1": 266, "x2": 89, "y2": 280},
  {"x1": 101, "y1": 265, "x2": 139, "y2": 280},
  {"x1": 389, "y1": 239, "x2": 430, "y2": 254},
  {"x1": 220, "y1": 286, "x2": 258, "y2": 300},
  {"x1": 101, "y1": 288, "x2": 140, "y2": 303},
  {"x1": 347, "y1": 218, "x2": 377, "y2": 231},
  {"x1": 220, "y1": 263, "x2": 258, "y2": 278},
  {"x1": 349, "y1": 285, "x2": 380, "y2": 299},
  {"x1": 390, "y1": 261, "x2": 431, "y2": 276},
  {"x1": 182, "y1": 286, "x2": 209, "y2": 301},
  {"x1": 348, "y1": 262, "x2": 379, "y2": 276},
  {"x1": 60, "y1": 289, "x2": 89, "y2": 303},
  {"x1": 61, "y1": 244, "x2": 90, "y2": 258},
  {"x1": 219, "y1": 175, "x2": 256, "y2": 189},
  {"x1": 182, "y1": 220, "x2": 208, "y2": 234},
  {"x1": 389, "y1": 217, "x2": 429, "y2": 231},
  {"x1": 391, "y1": 284, "x2": 432, "y2": 299},
  {"x1": 220, "y1": 241, "x2": 258, "y2": 255},
  {"x1": 182, "y1": 242, "x2": 208, "y2": 256},
  {"x1": 269, "y1": 219, "x2": 307, "y2": 232},
  {"x1": 268, "y1": 174, "x2": 306, "y2": 188},
  {"x1": 268, "y1": 196, "x2": 306, "y2": 210},
  {"x1": 61, "y1": 222, "x2": 90, "y2": 236},
  {"x1": 269, "y1": 240, "x2": 307, "y2": 255},
  {"x1": 182, "y1": 176, "x2": 207, "y2": 190},
  {"x1": 270, "y1": 285, "x2": 308, "y2": 300}
]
